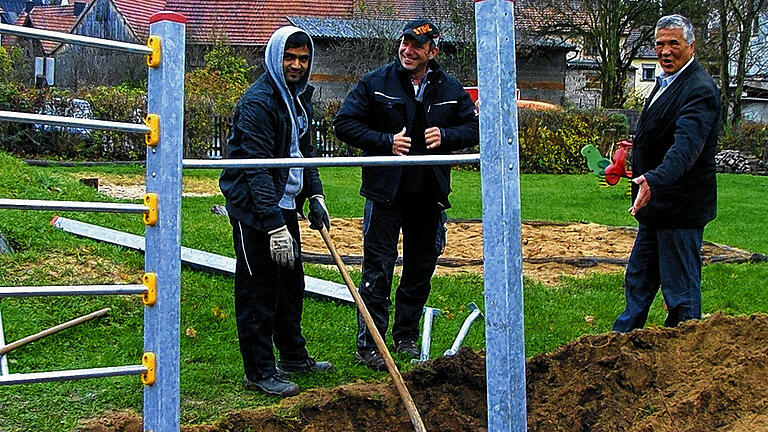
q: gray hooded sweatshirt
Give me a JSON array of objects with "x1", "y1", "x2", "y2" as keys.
[{"x1": 264, "y1": 26, "x2": 314, "y2": 210}]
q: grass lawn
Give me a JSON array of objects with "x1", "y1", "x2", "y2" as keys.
[{"x1": 0, "y1": 153, "x2": 766, "y2": 431}]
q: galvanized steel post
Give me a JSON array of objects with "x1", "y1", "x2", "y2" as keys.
[
  {"x1": 144, "y1": 12, "x2": 186, "y2": 432},
  {"x1": 474, "y1": 0, "x2": 527, "y2": 430}
]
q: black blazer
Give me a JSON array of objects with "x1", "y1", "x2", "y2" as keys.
[{"x1": 632, "y1": 59, "x2": 721, "y2": 228}]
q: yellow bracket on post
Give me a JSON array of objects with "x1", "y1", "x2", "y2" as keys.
[
  {"x1": 144, "y1": 114, "x2": 159, "y2": 147},
  {"x1": 143, "y1": 193, "x2": 158, "y2": 226},
  {"x1": 142, "y1": 273, "x2": 157, "y2": 306},
  {"x1": 142, "y1": 352, "x2": 156, "y2": 386},
  {"x1": 146, "y1": 36, "x2": 161, "y2": 68}
]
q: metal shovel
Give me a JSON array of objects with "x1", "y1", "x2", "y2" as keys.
[
  {"x1": 444, "y1": 302, "x2": 483, "y2": 357},
  {"x1": 413, "y1": 307, "x2": 440, "y2": 364}
]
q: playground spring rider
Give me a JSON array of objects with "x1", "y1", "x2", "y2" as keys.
[{"x1": 581, "y1": 140, "x2": 633, "y2": 186}]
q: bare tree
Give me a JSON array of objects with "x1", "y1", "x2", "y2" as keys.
[
  {"x1": 525, "y1": 0, "x2": 655, "y2": 108},
  {"x1": 420, "y1": 0, "x2": 477, "y2": 84},
  {"x1": 322, "y1": 0, "x2": 402, "y2": 80},
  {"x1": 326, "y1": 0, "x2": 479, "y2": 86},
  {"x1": 524, "y1": 0, "x2": 697, "y2": 108},
  {"x1": 712, "y1": 0, "x2": 768, "y2": 126}
]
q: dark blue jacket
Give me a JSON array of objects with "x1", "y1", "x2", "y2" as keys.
[
  {"x1": 632, "y1": 59, "x2": 721, "y2": 229},
  {"x1": 333, "y1": 59, "x2": 479, "y2": 207},
  {"x1": 219, "y1": 74, "x2": 323, "y2": 232}
]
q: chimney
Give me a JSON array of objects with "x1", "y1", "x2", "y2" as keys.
[{"x1": 73, "y1": 1, "x2": 85, "y2": 16}]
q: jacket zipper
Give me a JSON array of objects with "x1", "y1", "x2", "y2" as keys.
[{"x1": 427, "y1": 100, "x2": 458, "y2": 113}]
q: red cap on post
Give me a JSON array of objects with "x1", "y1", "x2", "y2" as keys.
[{"x1": 149, "y1": 11, "x2": 187, "y2": 24}]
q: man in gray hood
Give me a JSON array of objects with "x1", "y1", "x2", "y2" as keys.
[{"x1": 219, "y1": 26, "x2": 332, "y2": 397}]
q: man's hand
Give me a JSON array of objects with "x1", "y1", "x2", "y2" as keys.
[
  {"x1": 629, "y1": 175, "x2": 651, "y2": 215},
  {"x1": 392, "y1": 127, "x2": 411, "y2": 155},
  {"x1": 425, "y1": 127, "x2": 442, "y2": 150},
  {"x1": 268, "y1": 225, "x2": 298, "y2": 268},
  {"x1": 308, "y1": 195, "x2": 330, "y2": 231}
]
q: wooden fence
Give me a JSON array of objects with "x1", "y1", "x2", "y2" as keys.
[{"x1": 209, "y1": 116, "x2": 355, "y2": 159}]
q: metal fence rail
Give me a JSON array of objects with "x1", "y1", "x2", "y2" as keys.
[
  {"x1": 0, "y1": 285, "x2": 147, "y2": 297},
  {"x1": 0, "y1": 199, "x2": 147, "y2": 214},
  {"x1": 0, "y1": 111, "x2": 151, "y2": 134},
  {"x1": 0, "y1": 23, "x2": 153, "y2": 55},
  {"x1": 183, "y1": 154, "x2": 481, "y2": 169},
  {"x1": 0, "y1": 365, "x2": 147, "y2": 386}
]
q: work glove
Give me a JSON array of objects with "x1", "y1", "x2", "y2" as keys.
[
  {"x1": 268, "y1": 225, "x2": 298, "y2": 269},
  {"x1": 308, "y1": 195, "x2": 331, "y2": 231}
]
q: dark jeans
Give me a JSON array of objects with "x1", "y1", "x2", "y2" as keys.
[
  {"x1": 357, "y1": 195, "x2": 442, "y2": 349},
  {"x1": 230, "y1": 211, "x2": 308, "y2": 380},
  {"x1": 613, "y1": 223, "x2": 704, "y2": 332}
]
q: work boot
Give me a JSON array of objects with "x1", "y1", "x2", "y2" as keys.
[
  {"x1": 243, "y1": 375, "x2": 299, "y2": 397},
  {"x1": 355, "y1": 348, "x2": 387, "y2": 371},
  {"x1": 395, "y1": 340, "x2": 420, "y2": 358},
  {"x1": 277, "y1": 356, "x2": 333, "y2": 375}
]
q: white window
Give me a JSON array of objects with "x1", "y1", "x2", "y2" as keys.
[{"x1": 642, "y1": 64, "x2": 656, "y2": 81}]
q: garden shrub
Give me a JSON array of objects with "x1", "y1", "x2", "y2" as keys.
[
  {"x1": 312, "y1": 98, "x2": 360, "y2": 157},
  {"x1": 518, "y1": 109, "x2": 629, "y2": 174},
  {"x1": 719, "y1": 122, "x2": 768, "y2": 160},
  {"x1": 184, "y1": 42, "x2": 251, "y2": 158},
  {"x1": 76, "y1": 84, "x2": 147, "y2": 160}
]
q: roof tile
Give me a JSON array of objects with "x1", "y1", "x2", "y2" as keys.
[
  {"x1": 27, "y1": 1, "x2": 92, "y2": 53},
  {"x1": 164, "y1": 0, "x2": 355, "y2": 46}
]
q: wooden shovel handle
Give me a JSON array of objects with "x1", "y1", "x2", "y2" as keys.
[
  {"x1": 0, "y1": 308, "x2": 110, "y2": 356},
  {"x1": 319, "y1": 227, "x2": 427, "y2": 432}
]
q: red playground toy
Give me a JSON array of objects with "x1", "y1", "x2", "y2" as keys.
[{"x1": 603, "y1": 140, "x2": 633, "y2": 185}]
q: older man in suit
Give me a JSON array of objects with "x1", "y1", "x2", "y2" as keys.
[{"x1": 613, "y1": 14, "x2": 721, "y2": 332}]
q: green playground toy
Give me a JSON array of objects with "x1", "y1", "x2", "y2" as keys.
[{"x1": 581, "y1": 144, "x2": 610, "y2": 177}]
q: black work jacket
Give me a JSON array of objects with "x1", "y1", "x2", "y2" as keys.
[
  {"x1": 633, "y1": 60, "x2": 720, "y2": 228},
  {"x1": 333, "y1": 59, "x2": 479, "y2": 207},
  {"x1": 219, "y1": 74, "x2": 323, "y2": 232}
]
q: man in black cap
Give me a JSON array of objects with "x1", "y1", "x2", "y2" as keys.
[{"x1": 333, "y1": 19, "x2": 479, "y2": 370}]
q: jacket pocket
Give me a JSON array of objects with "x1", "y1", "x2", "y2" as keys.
[
  {"x1": 372, "y1": 91, "x2": 405, "y2": 131},
  {"x1": 373, "y1": 91, "x2": 403, "y2": 108},
  {"x1": 426, "y1": 100, "x2": 459, "y2": 126}
]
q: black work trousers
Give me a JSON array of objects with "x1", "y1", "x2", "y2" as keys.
[
  {"x1": 230, "y1": 211, "x2": 308, "y2": 381},
  {"x1": 357, "y1": 194, "x2": 442, "y2": 349}
]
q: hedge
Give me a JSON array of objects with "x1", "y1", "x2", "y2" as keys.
[
  {"x1": 719, "y1": 122, "x2": 768, "y2": 160},
  {"x1": 517, "y1": 109, "x2": 629, "y2": 174}
]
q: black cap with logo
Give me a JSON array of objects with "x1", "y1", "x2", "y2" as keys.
[{"x1": 402, "y1": 19, "x2": 440, "y2": 45}]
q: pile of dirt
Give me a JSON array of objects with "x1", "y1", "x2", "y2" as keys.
[{"x1": 80, "y1": 313, "x2": 768, "y2": 432}]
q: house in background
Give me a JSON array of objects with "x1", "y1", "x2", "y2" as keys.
[
  {"x1": 0, "y1": 0, "x2": 29, "y2": 24},
  {"x1": 51, "y1": 0, "x2": 356, "y2": 88},
  {"x1": 3, "y1": 0, "x2": 576, "y2": 105},
  {"x1": 8, "y1": 1, "x2": 88, "y2": 56},
  {"x1": 741, "y1": 11, "x2": 768, "y2": 124},
  {"x1": 289, "y1": 14, "x2": 574, "y2": 104},
  {"x1": 626, "y1": 29, "x2": 659, "y2": 104}
]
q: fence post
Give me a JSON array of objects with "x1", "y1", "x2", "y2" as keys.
[
  {"x1": 474, "y1": 0, "x2": 527, "y2": 430},
  {"x1": 144, "y1": 12, "x2": 186, "y2": 432}
]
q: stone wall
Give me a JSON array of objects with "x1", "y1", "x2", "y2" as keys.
[{"x1": 715, "y1": 150, "x2": 768, "y2": 175}]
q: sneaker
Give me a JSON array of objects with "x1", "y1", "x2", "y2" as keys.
[
  {"x1": 395, "y1": 340, "x2": 420, "y2": 358},
  {"x1": 355, "y1": 348, "x2": 387, "y2": 372},
  {"x1": 243, "y1": 375, "x2": 299, "y2": 397},
  {"x1": 276, "y1": 356, "x2": 333, "y2": 375}
]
